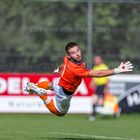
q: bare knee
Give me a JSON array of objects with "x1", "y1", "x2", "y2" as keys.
[{"x1": 92, "y1": 94, "x2": 98, "y2": 105}]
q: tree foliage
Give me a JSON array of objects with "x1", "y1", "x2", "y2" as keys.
[{"x1": 0, "y1": 1, "x2": 140, "y2": 72}]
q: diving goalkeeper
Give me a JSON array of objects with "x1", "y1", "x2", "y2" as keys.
[{"x1": 25, "y1": 42, "x2": 133, "y2": 116}]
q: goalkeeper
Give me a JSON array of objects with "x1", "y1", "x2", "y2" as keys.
[{"x1": 25, "y1": 42, "x2": 133, "y2": 116}]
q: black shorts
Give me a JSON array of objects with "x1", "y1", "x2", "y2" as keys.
[{"x1": 96, "y1": 85, "x2": 106, "y2": 98}]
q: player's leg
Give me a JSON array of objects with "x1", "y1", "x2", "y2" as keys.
[
  {"x1": 37, "y1": 80, "x2": 66, "y2": 116},
  {"x1": 36, "y1": 80, "x2": 53, "y2": 90},
  {"x1": 92, "y1": 94, "x2": 98, "y2": 116},
  {"x1": 36, "y1": 80, "x2": 71, "y2": 116},
  {"x1": 97, "y1": 85, "x2": 106, "y2": 106},
  {"x1": 89, "y1": 94, "x2": 98, "y2": 121},
  {"x1": 98, "y1": 96, "x2": 104, "y2": 106},
  {"x1": 52, "y1": 78, "x2": 73, "y2": 115},
  {"x1": 89, "y1": 85, "x2": 105, "y2": 121},
  {"x1": 40, "y1": 95, "x2": 64, "y2": 116},
  {"x1": 89, "y1": 85, "x2": 104, "y2": 121},
  {"x1": 25, "y1": 82, "x2": 64, "y2": 116}
]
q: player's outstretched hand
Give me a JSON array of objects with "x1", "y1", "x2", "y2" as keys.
[
  {"x1": 53, "y1": 67, "x2": 60, "y2": 74},
  {"x1": 114, "y1": 61, "x2": 133, "y2": 74}
]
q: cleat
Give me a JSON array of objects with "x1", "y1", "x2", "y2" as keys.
[
  {"x1": 24, "y1": 82, "x2": 34, "y2": 94},
  {"x1": 25, "y1": 82, "x2": 47, "y2": 95},
  {"x1": 88, "y1": 116, "x2": 96, "y2": 121}
]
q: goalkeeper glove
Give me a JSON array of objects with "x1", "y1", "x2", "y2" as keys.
[
  {"x1": 114, "y1": 61, "x2": 133, "y2": 74},
  {"x1": 53, "y1": 67, "x2": 60, "y2": 74}
]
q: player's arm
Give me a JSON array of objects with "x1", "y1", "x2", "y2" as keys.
[{"x1": 88, "y1": 61, "x2": 133, "y2": 77}]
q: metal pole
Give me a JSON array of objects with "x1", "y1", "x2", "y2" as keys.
[{"x1": 87, "y1": 1, "x2": 93, "y2": 69}]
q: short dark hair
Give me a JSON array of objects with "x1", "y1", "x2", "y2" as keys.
[{"x1": 65, "y1": 42, "x2": 78, "y2": 53}]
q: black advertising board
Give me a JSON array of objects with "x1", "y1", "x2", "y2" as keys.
[{"x1": 109, "y1": 75, "x2": 140, "y2": 113}]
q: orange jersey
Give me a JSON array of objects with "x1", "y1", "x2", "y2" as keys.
[{"x1": 58, "y1": 56, "x2": 89, "y2": 92}]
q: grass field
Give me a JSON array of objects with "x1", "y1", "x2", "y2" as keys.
[{"x1": 0, "y1": 114, "x2": 139, "y2": 140}]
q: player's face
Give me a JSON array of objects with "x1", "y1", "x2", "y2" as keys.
[
  {"x1": 94, "y1": 56, "x2": 102, "y2": 65},
  {"x1": 67, "y1": 46, "x2": 82, "y2": 62}
]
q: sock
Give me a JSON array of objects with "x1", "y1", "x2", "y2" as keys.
[
  {"x1": 39, "y1": 94, "x2": 48, "y2": 101},
  {"x1": 45, "y1": 99, "x2": 63, "y2": 116},
  {"x1": 39, "y1": 94, "x2": 64, "y2": 116},
  {"x1": 36, "y1": 81, "x2": 50, "y2": 90},
  {"x1": 37, "y1": 81, "x2": 64, "y2": 116},
  {"x1": 92, "y1": 105, "x2": 96, "y2": 117}
]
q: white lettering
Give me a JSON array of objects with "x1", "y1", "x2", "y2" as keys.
[
  {"x1": 22, "y1": 78, "x2": 30, "y2": 94},
  {"x1": 8, "y1": 78, "x2": 21, "y2": 94},
  {"x1": 127, "y1": 92, "x2": 140, "y2": 107},
  {"x1": 0, "y1": 78, "x2": 7, "y2": 94}
]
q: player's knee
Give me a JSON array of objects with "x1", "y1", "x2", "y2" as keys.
[{"x1": 92, "y1": 96, "x2": 98, "y2": 105}]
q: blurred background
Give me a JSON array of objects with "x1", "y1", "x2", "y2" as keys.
[
  {"x1": 0, "y1": 1, "x2": 140, "y2": 140},
  {"x1": 0, "y1": 0, "x2": 140, "y2": 72},
  {"x1": 0, "y1": 0, "x2": 140, "y2": 113}
]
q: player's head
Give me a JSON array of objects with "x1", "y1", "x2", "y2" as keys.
[
  {"x1": 65, "y1": 42, "x2": 82, "y2": 62},
  {"x1": 94, "y1": 56, "x2": 103, "y2": 65}
]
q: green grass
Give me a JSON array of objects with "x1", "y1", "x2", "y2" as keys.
[{"x1": 0, "y1": 114, "x2": 139, "y2": 140}]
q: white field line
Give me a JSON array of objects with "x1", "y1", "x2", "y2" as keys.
[
  {"x1": 0, "y1": 131, "x2": 136, "y2": 140},
  {"x1": 49, "y1": 132, "x2": 136, "y2": 140}
]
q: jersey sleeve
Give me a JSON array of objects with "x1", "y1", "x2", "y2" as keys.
[
  {"x1": 74, "y1": 66, "x2": 89, "y2": 77},
  {"x1": 64, "y1": 56, "x2": 68, "y2": 64}
]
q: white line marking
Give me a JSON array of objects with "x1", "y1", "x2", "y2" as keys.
[{"x1": 49, "y1": 132, "x2": 136, "y2": 140}]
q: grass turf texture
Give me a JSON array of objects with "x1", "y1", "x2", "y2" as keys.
[{"x1": 0, "y1": 114, "x2": 139, "y2": 140}]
